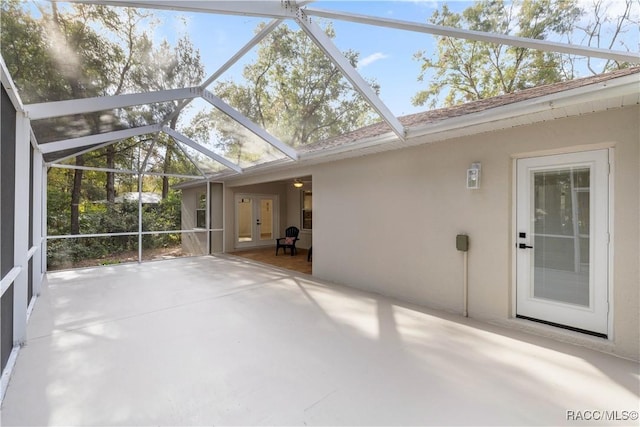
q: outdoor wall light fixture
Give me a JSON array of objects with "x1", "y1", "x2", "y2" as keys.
[
  {"x1": 293, "y1": 180, "x2": 304, "y2": 188},
  {"x1": 466, "y1": 162, "x2": 481, "y2": 189}
]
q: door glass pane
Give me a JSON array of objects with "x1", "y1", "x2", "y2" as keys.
[
  {"x1": 260, "y1": 199, "x2": 273, "y2": 241},
  {"x1": 237, "y1": 198, "x2": 253, "y2": 242},
  {"x1": 532, "y1": 167, "x2": 590, "y2": 306},
  {"x1": 302, "y1": 191, "x2": 312, "y2": 230}
]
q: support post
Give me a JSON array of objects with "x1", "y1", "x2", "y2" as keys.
[
  {"x1": 138, "y1": 173, "x2": 143, "y2": 264},
  {"x1": 13, "y1": 112, "x2": 30, "y2": 345},
  {"x1": 206, "y1": 182, "x2": 211, "y2": 255},
  {"x1": 41, "y1": 165, "x2": 48, "y2": 275},
  {"x1": 32, "y1": 148, "x2": 44, "y2": 295}
]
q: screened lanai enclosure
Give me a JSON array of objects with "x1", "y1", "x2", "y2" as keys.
[
  {"x1": 1, "y1": 0, "x2": 640, "y2": 422},
  {"x1": 4, "y1": 0, "x2": 637, "y2": 270}
]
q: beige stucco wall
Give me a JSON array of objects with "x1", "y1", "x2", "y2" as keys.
[
  {"x1": 180, "y1": 183, "x2": 225, "y2": 254},
  {"x1": 308, "y1": 106, "x2": 638, "y2": 360},
  {"x1": 210, "y1": 183, "x2": 224, "y2": 253},
  {"x1": 180, "y1": 186, "x2": 207, "y2": 255},
  {"x1": 219, "y1": 106, "x2": 638, "y2": 360},
  {"x1": 286, "y1": 184, "x2": 312, "y2": 249}
]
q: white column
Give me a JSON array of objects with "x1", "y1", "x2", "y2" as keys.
[
  {"x1": 32, "y1": 149, "x2": 43, "y2": 295},
  {"x1": 13, "y1": 112, "x2": 30, "y2": 345},
  {"x1": 41, "y1": 164, "x2": 48, "y2": 274},
  {"x1": 206, "y1": 182, "x2": 211, "y2": 255},
  {"x1": 138, "y1": 174, "x2": 143, "y2": 263},
  {"x1": 222, "y1": 183, "x2": 226, "y2": 253}
]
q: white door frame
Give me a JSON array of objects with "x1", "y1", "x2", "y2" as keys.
[
  {"x1": 234, "y1": 193, "x2": 279, "y2": 249},
  {"x1": 513, "y1": 149, "x2": 611, "y2": 337}
]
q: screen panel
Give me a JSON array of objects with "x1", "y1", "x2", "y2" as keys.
[
  {"x1": 47, "y1": 236, "x2": 139, "y2": 271},
  {"x1": 1, "y1": 86, "x2": 16, "y2": 277},
  {"x1": 28, "y1": 257, "x2": 33, "y2": 305},
  {"x1": 29, "y1": 144, "x2": 34, "y2": 246},
  {"x1": 1, "y1": 285, "x2": 14, "y2": 372}
]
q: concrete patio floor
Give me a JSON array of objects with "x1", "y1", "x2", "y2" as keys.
[{"x1": 1, "y1": 256, "x2": 638, "y2": 426}]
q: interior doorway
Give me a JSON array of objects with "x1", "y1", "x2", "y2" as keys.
[{"x1": 235, "y1": 194, "x2": 279, "y2": 249}]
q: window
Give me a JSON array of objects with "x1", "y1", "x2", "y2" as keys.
[
  {"x1": 196, "y1": 193, "x2": 206, "y2": 228},
  {"x1": 302, "y1": 191, "x2": 312, "y2": 230}
]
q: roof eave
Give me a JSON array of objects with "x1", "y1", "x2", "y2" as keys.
[
  {"x1": 407, "y1": 72, "x2": 640, "y2": 142},
  {"x1": 224, "y1": 72, "x2": 639, "y2": 183},
  {"x1": 304, "y1": 72, "x2": 640, "y2": 162}
]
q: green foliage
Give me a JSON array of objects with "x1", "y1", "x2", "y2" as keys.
[
  {"x1": 0, "y1": 0, "x2": 67, "y2": 103},
  {"x1": 189, "y1": 22, "x2": 377, "y2": 160},
  {"x1": 46, "y1": 193, "x2": 185, "y2": 269},
  {"x1": 142, "y1": 192, "x2": 182, "y2": 233},
  {"x1": 47, "y1": 235, "x2": 139, "y2": 269},
  {"x1": 577, "y1": 0, "x2": 638, "y2": 74},
  {"x1": 2, "y1": 2, "x2": 206, "y2": 268},
  {"x1": 413, "y1": 0, "x2": 582, "y2": 108}
]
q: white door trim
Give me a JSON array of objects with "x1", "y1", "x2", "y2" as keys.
[
  {"x1": 234, "y1": 193, "x2": 279, "y2": 249},
  {"x1": 514, "y1": 149, "x2": 610, "y2": 337},
  {"x1": 606, "y1": 147, "x2": 615, "y2": 341}
]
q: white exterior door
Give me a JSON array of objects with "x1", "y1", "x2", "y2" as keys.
[
  {"x1": 516, "y1": 150, "x2": 609, "y2": 336},
  {"x1": 235, "y1": 194, "x2": 278, "y2": 248}
]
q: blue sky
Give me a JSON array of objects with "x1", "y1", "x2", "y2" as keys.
[
  {"x1": 152, "y1": 1, "x2": 470, "y2": 116},
  {"x1": 150, "y1": 0, "x2": 638, "y2": 117},
  {"x1": 26, "y1": 1, "x2": 640, "y2": 118}
]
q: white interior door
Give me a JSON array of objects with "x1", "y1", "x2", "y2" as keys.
[
  {"x1": 516, "y1": 150, "x2": 609, "y2": 336},
  {"x1": 235, "y1": 194, "x2": 278, "y2": 248}
]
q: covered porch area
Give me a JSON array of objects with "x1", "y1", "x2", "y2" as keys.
[
  {"x1": 232, "y1": 246, "x2": 312, "y2": 275},
  {"x1": 1, "y1": 256, "x2": 637, "y2": 426}
]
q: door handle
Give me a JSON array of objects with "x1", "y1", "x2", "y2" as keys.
[{"x1": 518, "y1": 243, "x2": 533, "y2": 249}]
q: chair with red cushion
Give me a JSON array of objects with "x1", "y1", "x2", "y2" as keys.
[{"x1": 276, "y1": 226, "x2": 299, "y2": 256}]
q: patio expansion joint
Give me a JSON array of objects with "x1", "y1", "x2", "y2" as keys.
[{"x1": 303, "y1": 387, "x2": 341, "y2": 414}]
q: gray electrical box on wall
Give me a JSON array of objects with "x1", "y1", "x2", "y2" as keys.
[{"x1": 456, "y1": 234, "x2": 469, "y2": 251}]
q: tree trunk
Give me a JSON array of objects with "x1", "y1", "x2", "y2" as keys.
[
  {"x1": 106, "y1": 145, "x2": 116, "y2": 203},
  {"x1": 162, "y1": 146, "x2": 171, "y2": 199},
  {"x1": 70, "y1": 155, "x2": 84, "y2": 235},
  {"x1": 51, "y1": 1, "x2": 82, "y2": 236},
  {"x1": 162, "y1": 117, "x2": 178, "y2": 199}
]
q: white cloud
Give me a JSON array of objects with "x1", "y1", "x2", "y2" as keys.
[
  {"x1": 411, "y1": 0, "x2": 441, "y2": 9},
  {"x1": 358, "y1": 52, "x2": 389, "y2": 69},
  {"x1": 575, "y1": 0, "x2": 640, "y2": 26},
  {"x1": 578, "y1": 0, "x2": 640, "y2": 17}
]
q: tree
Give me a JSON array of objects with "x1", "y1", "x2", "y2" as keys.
[
  {"x1": 571, "y1": 0, "x2": 639, "y2": 75},
  {"x1": 2, "y1": 1, "x2": 205, "y2": 239},
  {"x1": 0, "y1": 0, "x2": 67, "y2": 103},
  {"x1": 129, "y1": 36, "x2": 205, "y2": 197},
  {"x1": 42, "y1": 2, "x2": 126, "y2": 234},
  {"x1": 189, "y1": 22, "x2": 377, "y2": 161},
  {"x1": 412, "y1": 0, "x2": 637, "y2": 108},
  {"x1": 96, "y1": 6, "x2": 154, "y2": 203},
  {"x1": 413, "y1": 0, "x2": 581, "y2": 108}
]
